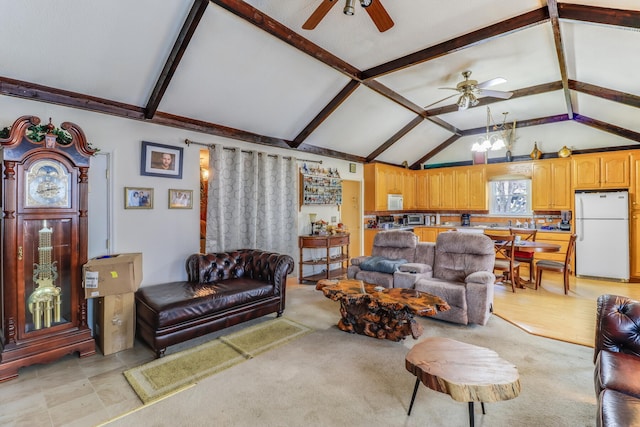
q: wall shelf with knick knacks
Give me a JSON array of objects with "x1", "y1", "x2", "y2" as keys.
[{"x1": 299, "y1": 165, "x2": 342, "y2": 208}]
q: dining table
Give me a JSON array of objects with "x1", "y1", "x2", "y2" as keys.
[{"x1": 492, "y1": 239, "x2": 562, "y2": 288}]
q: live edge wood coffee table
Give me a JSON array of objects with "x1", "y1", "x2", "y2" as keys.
[
  {"x1": 316, "y1": 279, "x2": 449, "y2": 341},
  {"x1": 405, "y1": 337, "x2": 521, "y2": 427}
]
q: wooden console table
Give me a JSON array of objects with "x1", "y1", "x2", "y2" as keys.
[{"x1": 298, "y1": 233, "x2": 349, "y2": 283}]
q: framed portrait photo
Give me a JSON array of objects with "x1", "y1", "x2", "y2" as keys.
[
  {"x1": 140, "y1": 141, "x2": 183, "y2": 179},
  {"x1": 125, "y1": 187, "x2": 154, "y2": 209},
  {"x1": 168, "y1": 189, "x2": 193, "y2": 209}
]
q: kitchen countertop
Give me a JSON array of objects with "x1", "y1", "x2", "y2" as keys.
[{"x1": 366, "y1": 224, "x2": 571, "y2": 233}]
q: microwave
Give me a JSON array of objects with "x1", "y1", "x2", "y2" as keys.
[
  {"x1": 406, "y1": 214, "x2": 424, "y2": 225},
  {"x1": 387, "y1": 194, "x2": 403, "y2": 211}
]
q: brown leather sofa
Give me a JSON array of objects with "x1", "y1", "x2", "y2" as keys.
[
  {"x1": 135, "y1": 249, "x2": 294, "y2": 357},
  {"x1": 594, "y1": 294, "x2": 640, "y2": 426}
]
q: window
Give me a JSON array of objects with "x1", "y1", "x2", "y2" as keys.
[{"x1": 490, "y1": 179, "x2": 532, "y2": 216}]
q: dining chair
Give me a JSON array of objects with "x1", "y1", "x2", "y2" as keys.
[
  {"x1": 486, "y1": 233, "x2": 520, "y2": 293},
  {"x1": 509, "y1": 228, "x2": 537, "y2": 283},
  {"x1": 534, "y1": 234, "x2": 577, "y2": 295}
]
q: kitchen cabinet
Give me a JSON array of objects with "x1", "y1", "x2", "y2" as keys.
[
  {"x1": 414, "y1": 226, "x2": 453, "y2": 243},
  {"x1": 532, "y1": 158, "x2": 571, "y2": 210},
  {"x1": 428, "y1": 168, "x2": 455, "y2": 210},
  {"x1": 572, "y1": 152, "x2": 629, "y2": 189},
  {"x1": 415, "y1": 170, "x2": 429, "y2": 209},
  {"x1": 402, "y1": 169, "x2": 416, "y2": 210},
  {"x1": 298, "y1": 234, "x2": 350, "y2": 283},
  {"x1": 364, "y1": 163, "x2": 412, "y2": 212},
  {"x1": 364, "y1": 229, "x2": 379, "y2": 256},
  {"x1": 455, "y1": 166, "x2": 486, "y2": 210}
]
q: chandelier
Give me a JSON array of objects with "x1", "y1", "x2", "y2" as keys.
[{"x1": 471, "y1": 107, "x2": 516, "y2": 152}]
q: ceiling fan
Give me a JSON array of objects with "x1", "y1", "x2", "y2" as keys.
[
  {"x1": 428, "y1": 71, "x2": 514, "y2": 111},
  {"x1": 302, "y1": 0, "x2": 394, "y2": 33}
]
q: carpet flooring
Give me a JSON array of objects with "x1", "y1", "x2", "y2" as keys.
[{"x1": 104, "y1": 283, "x2": 597, "y2": 427}]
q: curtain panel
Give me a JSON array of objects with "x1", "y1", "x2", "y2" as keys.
[{"x1": 206, "y1": 145, "x2": 298, "y2": 259}]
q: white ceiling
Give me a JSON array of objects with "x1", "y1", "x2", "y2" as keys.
[{"x1": 1, "y1": 0, "x2": 639, "y2": 167}]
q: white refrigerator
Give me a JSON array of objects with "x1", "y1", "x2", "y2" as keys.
[{"x1": 574, "y1": 191, "x2": 629, "y2": 281}]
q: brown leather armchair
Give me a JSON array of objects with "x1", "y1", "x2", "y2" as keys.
[{"x1": 594, "y1": 294, "x2": 640, "y2": 426}]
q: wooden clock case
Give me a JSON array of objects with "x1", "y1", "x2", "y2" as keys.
[{"x1": 0, "y1": 116, "x2": 96, "y2": 382}]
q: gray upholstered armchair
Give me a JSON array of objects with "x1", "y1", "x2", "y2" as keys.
[
  {"x1": 347, "y1": 230, "x2": 421, "y2": 288},
  {"x1": 413, "y1": 232, "x2": 496, "y2": 326}
]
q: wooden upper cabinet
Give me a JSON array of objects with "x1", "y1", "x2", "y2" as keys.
[
  {"x1": 454, "y1": 167, "x2": 470, "y2": 208},
  {"x1": 428, "y1": 169, "x2": 442, "y2": 209},
  {"x1": 364, "y1": 163, "x2": 389, "y2": 211},
  {"x1": 402, "y1": 169, "x2": 416, "y2": 210},
  {"x1": 572, "y1": 152, "x2": 630, "y2": 189},
  {"x1": 532, "y1": 158, "x2": 571, "y2": 211},
  {"x1": 439, "y1": 168, "x2": 456, "y2": 210},
  {"x1": 415, "y1": 170, "x2": 429, "y2": 209}
]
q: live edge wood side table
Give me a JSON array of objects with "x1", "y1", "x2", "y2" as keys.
[
  {"x1": 405, "y1": 337, "x2": 521, "y2": 427},
  {"x1": 298, "y1": 233, "x2": 349, "y2": 283},
  {"x1": 316, "y1": 279, "x2": 449, "y2": 342}
]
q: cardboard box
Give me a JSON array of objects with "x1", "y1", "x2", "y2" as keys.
[
  {"x1": 94, "y1": 293, "x2": 135, "y2": 355},
  {"x1": 83, "y1": 253, "x2": 143, "y2": 298}
]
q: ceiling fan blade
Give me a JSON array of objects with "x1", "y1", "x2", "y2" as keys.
[
  {"x1": 476, "y1": 77, "x2": 507, "y2": 89},
  {"x1": 363, "y1": 0, "x2": 394, "y2": 32},
  {"x1": 478, "y1": 89, "x2": 513, "y2": 99},
  {"x1": 438, "y1": 87, "x2": 462, "y2": 91},
  {"x1": 302, "y1": 0, "x2": 338, "y2": 30},
  {"x1": 424, "y1": 93, "x2": 458, "y2": 109}
]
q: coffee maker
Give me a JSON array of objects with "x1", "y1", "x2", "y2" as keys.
[
  {"x1": 559, "y1": 210, "x2": 572, "y2": 230},
  {"x1": 461, "y1": 213, "x2": 471, "y2": 227}
]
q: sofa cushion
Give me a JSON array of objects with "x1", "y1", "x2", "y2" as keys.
[
  {"x1": 598, "y1": 389, "x2": 640, "y2": 427},
  {"x1": 414, "y1": 278, "x2": 467, "y2": 310},
  {"x1": 595, "y1": 350, "x2": 640, "y2": 398},
  {"x1": 353, "y1": 270, "x2": 394, "y2": 289},
  {"x1": 359, "y1": 256, "x2": 408, "y2": 274},
  {"x1": 136, "y1": 278, "x2": 275, "y2": 329}
]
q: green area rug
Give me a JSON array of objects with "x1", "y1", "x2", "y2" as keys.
[{"x1": 124, "y1": 317, "x2": 312, "y2": 404}]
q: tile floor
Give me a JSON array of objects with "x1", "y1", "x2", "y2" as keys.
[{"x1": 0, "y1": 338, "x2": 154, "y2": 427}]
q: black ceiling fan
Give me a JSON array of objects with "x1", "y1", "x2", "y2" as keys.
[{"x1": 302, "y1": 0, "x2": 394, "y2": 33}]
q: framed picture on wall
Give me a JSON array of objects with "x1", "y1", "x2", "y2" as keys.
[
  {"x1": 140, "y1": 141, "x2": 183, "y2": 179},
  {"x1": 125, "y1": 187, "x2": 154, "y2": 209},
  {"x1": 168, "y1": 189, "x2": 193, "y2": 209}
]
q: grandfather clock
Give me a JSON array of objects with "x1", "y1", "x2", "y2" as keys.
[{"x1": 0, "y1": 116, "x2": 96, "y2": 381}]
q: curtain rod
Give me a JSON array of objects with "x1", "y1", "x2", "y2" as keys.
[{"x1": 184, "y1": 139, "x2": 322, "y2": 164}]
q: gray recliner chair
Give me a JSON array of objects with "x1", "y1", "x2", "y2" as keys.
[{"x1": 413, "y1": 232, "x2": 496, "y2": 326}]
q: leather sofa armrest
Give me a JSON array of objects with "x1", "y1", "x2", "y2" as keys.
[
  {"x1": 398, "y1": 263, "x2": 432, "y2": 274},
  {"x1": 465, "y1": 271, "x2": 495, "y2": 285}
]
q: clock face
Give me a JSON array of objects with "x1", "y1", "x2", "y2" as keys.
[{"x1": 25, "y1": 159, "x2": 71, "y2": 208}]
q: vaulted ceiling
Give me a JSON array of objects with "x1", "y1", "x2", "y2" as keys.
[{"x1": 2, "y1": 1, "x2": 640, "y2": 168}]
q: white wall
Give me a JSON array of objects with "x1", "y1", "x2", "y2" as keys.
[{"x1": 0, "y1": 96, "x2": 363, "y2": 286}]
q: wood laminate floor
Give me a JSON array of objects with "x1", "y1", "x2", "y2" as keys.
[{"x1": 492, "y1": 267, "x2": 640, "y2": 347}]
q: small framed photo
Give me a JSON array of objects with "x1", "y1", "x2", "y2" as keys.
[
  {"x1": 349, "y1": 163, "x2": 356, "y2": 173},
  {"x1": 125, "y1": 187, "x2": 154, "y2": 209},
  {"x1": 169, "y1": 189, "x2": 193, "y2": 209},
  {"x1": 140, "y1": 141, "x2": 183, "y2": 179}
]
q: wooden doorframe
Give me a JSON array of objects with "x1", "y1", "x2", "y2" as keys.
[{"x1": 341, "y1": 179, "x2": 362, "y2": 257}]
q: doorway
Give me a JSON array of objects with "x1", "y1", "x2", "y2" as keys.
[{"x1": 341, "y1": 180, "x2": 362, "y2": 257}]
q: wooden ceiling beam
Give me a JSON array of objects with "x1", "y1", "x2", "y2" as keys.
[
  {"x1": 144, "y1": 0, "x2": 209, "y2": 119},
  {"x1": 411, "y1": 134, "x2": 461, "y2": 167},
  {"x1": 461, "y1": 114, "x2": 570, "y2": 137},
  {"x1": 292, "y1": 80, "x2": 360, "y2": 148},
  {"x1": 0, "y1": 76, "x2": 146, "y2": 119},
  {"x1": 362, "y1": 8, "x2": 550, "y2": 79},
  {"x1": 574, "y1": 114, "x2": 640, "y2": 143},
  {"x1": 210, "y1": 0, "x2": 360, "y2": 78},
  {"x1": 547, "y1": 0, "x2": 574, "y2": 119},
  {"x1": 570, "y1": 80, "x2": 640, "y2": 108},
  {"x1": 558, "y1": 3, "x2": 640, "y2": 28},
  {"x1": 366, "y1": 116, "x2": 424, "y2": 162}
]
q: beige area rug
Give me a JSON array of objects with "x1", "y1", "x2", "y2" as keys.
[{"x1": 124, "y1": 317, "x2": 312, "y2": 404}]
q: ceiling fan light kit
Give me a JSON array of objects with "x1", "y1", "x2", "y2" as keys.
[
  {"x1": 344, "y1": 0, "x2": 355, "y2": 15},
  {"x1": 303, "y1": 0, "x2": 394, "y2": 32},
  {"x1": 472, "y1": 107, "x2": 516, "y2": 154}
]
